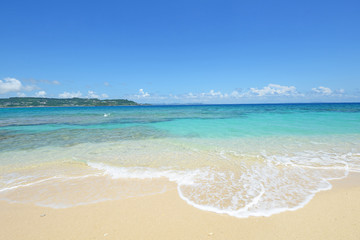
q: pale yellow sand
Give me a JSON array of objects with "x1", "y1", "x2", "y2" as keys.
[{"x1": 1, "y1": 173, "x2": 360, "y2": 240}]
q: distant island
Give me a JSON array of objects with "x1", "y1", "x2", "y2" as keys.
[{"x1": 0, "y1": 97, "x2": 140, "y2": 107}]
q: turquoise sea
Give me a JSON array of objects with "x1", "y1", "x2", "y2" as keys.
[{"x1": 1, "y1": 103, "x2": 360, "y2": 217}]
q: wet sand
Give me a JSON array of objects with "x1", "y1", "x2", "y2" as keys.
[{"x1": 1, "y1": 173, "x2": 359, "y2": 240}]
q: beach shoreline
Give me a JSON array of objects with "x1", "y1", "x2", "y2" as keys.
[{"x1": 1, "y1": 172, "x2": 359, "y2": 240}]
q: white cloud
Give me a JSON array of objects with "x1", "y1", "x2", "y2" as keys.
[
  {"x1": 196, "y1": 90, "x2": 227, "y2": 99},
  {"x1": 87, "y1": 90, "x2": 99, "y2": 99},
  {"x1": 192, "y1": 85, "x2": 300, "y2": 101},
  {"x1": 128, "y1": 84, "x2": 354, "y2": 104},
  {"x1": 165, "y1": 86, "x2": 302, "y2": 103},
  {"x1": 137, "y1": 89, "x2": 150, "y2": 98},
  {"x1": 0, "y1": 77, "x2": 36, "y2": 94},
  {"x1": 250, "y1": 84, "x2": 298, "y2": 97},
  {"x1": 104, "y1": 82, "x2": 109, "y2": 86},
  {"x1": 0, "y1": 77, "x2": 23, "y2": 94},
  {"x1": 58, "y1": 91, "x2": 108, "y2": 99},
  {"x1": 230, "y1": 90, "x2": 248, "y2": 98},
  {"x1": 35, "y1": 91, "x2": 47, "y2": 97},
  {"x1": 17, "y1": 92, "x2": 26, "y2": 97},
  {"x1": 311, "y1": 86, "x2": 332, "y2": 95},
  {"x1": 184, "y1": 92, "x2": 197, "y2": 99},
  {"x1": 85, "y1": 91, "x2": 108, "y2": 99},
  {"x1": 168, "y1": 93, "x2": 180, "y2": 100},
  {"x1": 52, "y1": 80, "x2": 60, "y2": 85},
  {"x1": 208, "y1": 90, "x2": 225, "y2": 98},
  {"x1": 59, "y1": 91, "x2": 82, "y2": 98},
  {"x1": 180, "y1": 90, "x2": 227, "y2": 100}
]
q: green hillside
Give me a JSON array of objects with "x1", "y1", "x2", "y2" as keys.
[{"x1": 0, "y1": 97, "x2": 140, "y2": 107}]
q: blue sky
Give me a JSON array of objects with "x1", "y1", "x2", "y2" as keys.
[{"x1": 1, "y1": 0, "x2": 359, "y2": 103}]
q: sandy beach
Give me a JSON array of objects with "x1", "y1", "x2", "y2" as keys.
[
  {"x1": 2, "y1": 0, "x2": 360, "y2": 238},
  {"x1": 1, "y1": 173, "x2": 359, "y2": 240}
]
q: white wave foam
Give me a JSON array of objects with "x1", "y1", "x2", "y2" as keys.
[
  {"x1": 87, "y1": 150, "x2": 352, "y2": 218},
  {"x1": 87, "y1": 162, "x2": 201, "y2": 185},
  {"x1": 1, "y1": 149, "x2": 357, "y2": 218}
]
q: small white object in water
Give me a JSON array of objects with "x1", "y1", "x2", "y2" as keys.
[{"x1": 103, "y1": 113, "x2": 110, "y2": 117}]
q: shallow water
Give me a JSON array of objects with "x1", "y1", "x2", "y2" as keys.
[{"x1": 0, "y1": 103, "x2": 359, "y2": 217}]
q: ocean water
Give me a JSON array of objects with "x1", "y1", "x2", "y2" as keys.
[{"x1": 0, "y1": 103, "x2": 359, "y2": 217}]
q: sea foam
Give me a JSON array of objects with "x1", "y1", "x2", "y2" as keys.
[{"x1": 87, "y1": 150, "x2": 352, "y2": 218}]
